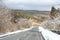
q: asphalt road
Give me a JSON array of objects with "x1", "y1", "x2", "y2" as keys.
[{"x1": 0, "y1": 27, "x2": 45, "y2": 40}]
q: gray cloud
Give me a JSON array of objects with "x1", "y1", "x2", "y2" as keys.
[{"x1": 2, "y1": 0, "x2": 60, "y2": 11}]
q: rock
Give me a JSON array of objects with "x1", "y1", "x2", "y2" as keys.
[{"x1": 50, "y1": 6, "x2": 60, "y2": 19}]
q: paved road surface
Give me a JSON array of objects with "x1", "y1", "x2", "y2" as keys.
[{"x1": 0, "y1": 27, "x2": 45, "y2": 40}]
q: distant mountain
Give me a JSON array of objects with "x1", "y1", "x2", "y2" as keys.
[{"x1": 12, "y1": 9, "x2": 50, "y2": 14}]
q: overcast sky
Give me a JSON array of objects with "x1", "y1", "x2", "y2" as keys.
[{"x1": 2, "y1": 0, "x2": 60, "y2": 11}]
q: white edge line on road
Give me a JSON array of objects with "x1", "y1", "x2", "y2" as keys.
[{"x1": 0, "y1": 26, "x2": 34, "y2": 37}]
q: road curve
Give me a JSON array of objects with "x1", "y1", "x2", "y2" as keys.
[{"x1": 0, "y1": 27, "x2": 45, "y2": 40}]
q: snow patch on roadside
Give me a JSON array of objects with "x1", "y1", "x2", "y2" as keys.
[{"x1": 39, "y1": 26, "x2": 60, "y2": 40}]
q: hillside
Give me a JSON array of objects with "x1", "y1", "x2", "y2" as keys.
[
  {"x1": 11, "y1": 10, "x2": 49, "y2": 22},
  {"x1": 0, "y1": 6, "x2": 49, "y2": 34},
  {"x1": 40, "y1": 6, "x2": 60, "y2": 31}
]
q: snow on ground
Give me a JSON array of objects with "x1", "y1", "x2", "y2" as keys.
[{"x1": 39, "y1": 26, "x2": 60, "y2": 40}]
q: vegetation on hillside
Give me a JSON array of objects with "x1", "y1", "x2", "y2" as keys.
[{"x1": 11, "y1": 10, "x2": 45, "y2": 23}]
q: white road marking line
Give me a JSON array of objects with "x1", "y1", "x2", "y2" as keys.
[{"x1": 0, "y1": 26, "x2": 34, "y2": 37}]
